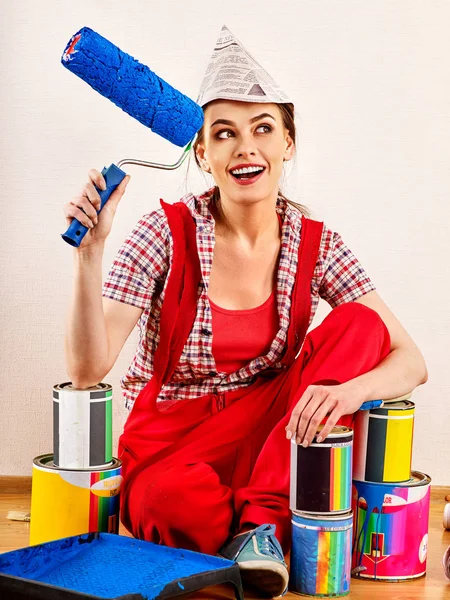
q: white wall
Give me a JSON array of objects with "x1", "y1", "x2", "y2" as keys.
[{"x1": 1, "y1": 1, "x2": 448, "y2": 483}]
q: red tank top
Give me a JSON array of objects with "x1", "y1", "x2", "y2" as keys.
[{"x1": 209, "y1": 289, "x2": 279, "y2": 374}]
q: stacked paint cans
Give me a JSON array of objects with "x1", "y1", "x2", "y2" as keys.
[
  {"x1": 29, "y1": 383, "x2": 122, "y2": 545},
  {"x1": 289, "y1": 425, "x2": 354, "y2": 597},
  {"x1": 351, "y1": 395, "x2": 431, "y2": 581}
]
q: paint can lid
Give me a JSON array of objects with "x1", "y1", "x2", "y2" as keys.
[
  {"x1": 315, "y1": 424, "x2": 353, "y2": 439},
  {"x1": 443, "y1": 543, "x2": 450, "y2": 580},
  {"x1": 382, "y1": 392, "x2": 412, "y2": 403},
  {"x1": 443, "y1": 503, "x2": 450, "y2": 530},
  {"x1": 370, "y1": 399, "x2": 415, "y2": 414},
  {"x1": 292, "y1": 510, "x2": 353, "y2": 522},
  {"x1": 54, "y1": 382, "x2": 112, "y2": 393},
  {"x1": 33, "y1": 453, "x2": 121, "y2": 472}
]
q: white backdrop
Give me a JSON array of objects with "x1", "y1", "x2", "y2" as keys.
[{"x1": 1, "y1": 0, "x2": 448, "y2": 483}]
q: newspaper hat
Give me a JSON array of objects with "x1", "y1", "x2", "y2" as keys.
[{"x1": 196, "y1": 25, "x2": 292, "y2": 107}]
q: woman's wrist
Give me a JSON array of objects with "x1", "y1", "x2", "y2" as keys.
[{"x1": 73, "y1": 243, "x2": 105, "y2": 263}]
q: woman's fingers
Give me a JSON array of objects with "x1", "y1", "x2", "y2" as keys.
[
  {"x1": 286, "y1": 386, "x2": 315, "y2": 440},
  {"x1": 84, "y1": 181, "x2": 102, "y2": 213},
  {"x1": 302, "y1": 397, "x2": 337, "y2": 446},
  {"x1": 64, "y1": 200, "x2": 96, "y2": 229},
  {"x1": 317, "y1": 406, "x2": 343, "y2": 442},
  {"x1": 88, "y1": 168, "x2": 107, "y2": 192}
]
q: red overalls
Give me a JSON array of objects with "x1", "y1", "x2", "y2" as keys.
[{"x1": 118, "y1": 201, "x2": 391, "y2": 554}]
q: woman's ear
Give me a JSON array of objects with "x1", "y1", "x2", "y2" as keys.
[
  {"x1": 284, "y1": 134, "x2": 295, "y2": 162},
  {"x1": 195, "y1": 144, "x2": 211, "y2": 173}
]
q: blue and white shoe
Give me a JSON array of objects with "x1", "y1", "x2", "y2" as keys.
[{"x1": 219, "y1": 524, "x2": 288, "y2": 598}]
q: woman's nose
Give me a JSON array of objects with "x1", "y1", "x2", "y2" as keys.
[{"x1": 234, "y1": 133, "x2": 258, "y2": 157}]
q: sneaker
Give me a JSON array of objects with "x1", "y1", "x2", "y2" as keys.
[{"x1": 219, "y1": 524, "x2": 288, "y2": 598}]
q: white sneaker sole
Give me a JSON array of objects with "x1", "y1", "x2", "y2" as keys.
[{"x1": 238, "y1": 560, "x2": 289, "y2": 598}]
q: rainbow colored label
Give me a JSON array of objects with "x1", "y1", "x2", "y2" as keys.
[
  {"x1": 329, "y1": 444, "x2": 352, "y2": 512},
  {"x1": 352, "y1": 472, "x2": 430, "y2": 580},
  {"x1": 290, "y1": 512, "x2": 352, "y2": 596},
  {"x1": 290, "y1": 427, "x2": 353, "y2": 514},
  {"x1": 30, "y1": 454, "x2": 121, "y2": 546}
]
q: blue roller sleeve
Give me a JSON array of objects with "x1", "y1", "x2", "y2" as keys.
[
  {"x1": 359, "y1": 399, "x2": 383, "y2": 411},
  {"x1": 61, "y1": 27, "x2": 204, "y2": 147},
  {"x1": 61, "y1": 164, "x2": 126, "y2": 247}
]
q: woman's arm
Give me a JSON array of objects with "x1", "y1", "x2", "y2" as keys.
[
  {"x1": 63, "y1": 169, "x2": 142, "y2": 388},
  {"x1": 65, "y1": 244, "x2": 143, "y2": 388},
  {"x1": 286, "y1": 290, "x2": 428, "y2": 446},
  {"x1": 351, "y1": 290, "x2": 428, "y2": 398}
]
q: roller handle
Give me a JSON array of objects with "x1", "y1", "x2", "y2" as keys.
[{"x1": 61, "y1": 164, "x2": 127, "y2": 247}]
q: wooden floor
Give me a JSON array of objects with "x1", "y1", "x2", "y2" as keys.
[{"x1": 1, "y1": 478, "x2": 449, "y2": 599}]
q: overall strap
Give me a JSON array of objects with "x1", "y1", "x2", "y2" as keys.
[
  {"x1": 281, "y1": 216, "x2": 324, "y2": 366},
  {"x1": 136, "y1": 200, "x2": 202, "y2": 406}
]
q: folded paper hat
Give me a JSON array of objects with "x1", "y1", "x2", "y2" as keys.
[{"x1": 197, "y1": 25, "x2": 292, "y2": 107}]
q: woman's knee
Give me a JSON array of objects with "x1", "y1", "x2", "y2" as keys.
[
  {"x1": 327, "y1": 301, "x2": 388, "y2": 336},
  {"x1": 126, "y1": 462, "x2": 234, "y2": 553}
]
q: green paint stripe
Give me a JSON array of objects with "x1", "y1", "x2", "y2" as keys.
[
  {"x1": 105, "y1": 399, "x2": 112, "y2": 462},
  {"x1": 106, "y1": 390, "x2": 112, "y2": 397},
  {"x1": 331, "y1": 528, "x2": 340, "y2": 593}
]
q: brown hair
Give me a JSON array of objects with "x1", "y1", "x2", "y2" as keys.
[{"x1": 192, "y1": 102, "x2": 309, "y2": 216}]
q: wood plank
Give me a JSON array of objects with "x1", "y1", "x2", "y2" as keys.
[
  {"x1": 0, "y1": 476, "x2": 32, "y2": 494},
  {"x1": 0, "y1": 484, "x2": 449, "y2": 598}
]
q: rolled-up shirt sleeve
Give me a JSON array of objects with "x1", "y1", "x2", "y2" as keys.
[
  {"x1": 102, "y1": 210, "x2": 168, "y2": 309},
  {"x1": 318, "y1": 230, "x2": 376, "y2": 308}
]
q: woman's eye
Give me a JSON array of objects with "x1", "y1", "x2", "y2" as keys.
[
  {"x1": 216, "y1": 130, "x2": 234, "y2": 139},
  {"x1": 256, "y1": 124, "x2": 272, "y2": 134}
]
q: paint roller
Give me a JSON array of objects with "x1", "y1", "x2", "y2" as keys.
[{"x1": 60, "y1": 27, "x2": 204, "y2": 247}]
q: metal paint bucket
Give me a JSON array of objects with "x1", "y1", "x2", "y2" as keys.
[
  {"x1": 289, "y1": 511, "x2": 353, "y2": 597},
  {"x1": 353, "y1": 400, "x2": 414, "y2": 483},
  {"x1": 352, "y1": 471, "x2": 431, "y2": 581},
  {"x1": 290, "y1": 426, "x2": 353, "y2": 514},
  {"x1": 53, "y1": 382, "x2": 113, "y2": 469},
  {"x1": 29, "y1": 454, "x2": 122, "y2": 546}
]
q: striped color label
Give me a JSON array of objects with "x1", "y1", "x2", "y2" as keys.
[
  {"x1": 330, "y1": 445, "x2": 352, "y2": 512},
  {"x1": 53, "y1": 388, "x2": 113, "y2": 469},
  {"x1": 365, "y1": 407, "x2": 414, "y2": 482},
  {"x1": 291, "y1": 436, "x2": 353, "y2": 513},
  {"x1": 291, "y1": 513, "x2": 352, "y2": 596},
  {"x1": 89, "y1": 469, "x2": 120, "y2": 533}
]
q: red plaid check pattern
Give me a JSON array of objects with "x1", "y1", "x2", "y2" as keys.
[{"x1": 103, "y1": 187, "x2": 375, "y2": 410}]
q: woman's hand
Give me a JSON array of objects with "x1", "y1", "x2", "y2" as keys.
[
  {"x1": 285, "y1": 381, "x2": 365, "y2": 447},
  {"x1": 63, "y1": 168, "x2": 131, "y2": 248}
]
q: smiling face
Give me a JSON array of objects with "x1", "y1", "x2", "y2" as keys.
[{"x1": 195, "y1": 100, "x2": 295, "y2": 206}]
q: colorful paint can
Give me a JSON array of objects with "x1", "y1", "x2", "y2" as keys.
[
  {"x1": 289, "y1": 511, "x2": 352, "y2": 597},
  {"x1": 53, "y1": 382, "x2": 113, "y2": 469},
  {"x1": 29, "y1": 454, "x2": 122, "y2": 546},
  {"x1": 290, "y1": 426, "x2": 353, "y2": 514},
  {"x1": 353, "y1": 400, "x2": 414, "y2": 483},
  {"x1": 352, "y1": 471, "x2": 431, "y2": 581}
]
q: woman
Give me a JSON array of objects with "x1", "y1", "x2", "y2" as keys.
[{"x1": 64, "y1": 50, "x2": 427, "y2": 600}]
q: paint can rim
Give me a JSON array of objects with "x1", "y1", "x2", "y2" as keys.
[
  {"x1": 315, "y1": 424, "x2": 353, "y2": 439},
  {"x1": 53, "y1": 382, "x2": 112, "y2": 393},
  {"x1": 292, "y1": 510, "x2": 353, "y2": 521},
  {"x1": 33, "y1": 454, "x2": 121, "y2": 472},
  {"x1": 353, "y1": 470, "x2": 431, "y2": 488},
  {"x1": 370, "y1": 399, "x2": 415, "y2": 414}
]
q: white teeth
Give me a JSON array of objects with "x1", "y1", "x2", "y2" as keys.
[{"x1": 231, "y1": 166, "x2": 264, "y2": 176}]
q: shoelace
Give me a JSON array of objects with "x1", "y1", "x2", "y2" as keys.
[{"x1": 254, "y1": 525, "x2": 285, "y2": 561}]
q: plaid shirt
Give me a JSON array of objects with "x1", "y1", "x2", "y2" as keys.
[{"x1": 103, "y1": 187, "x2": 375, "y2": 410}]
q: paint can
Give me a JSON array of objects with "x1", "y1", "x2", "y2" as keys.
[
  {"x1": 29, "y1": 454, "x2": 122, "y2": 546},
  {"x1": 290, "y1": 425, "x2": 353, "y2": 514},
  {"x1": 353, "y1": 400, "x2": 414, "y2": 483},
  {"x1": 53, "y1": 382, "x2": 113, "y2": 469},
  {"x1": 289, "y1": 511, "x2": 352, "y2": 597},
  {"x1": 352, "y1": 470, "x2": 431, "y2": 581}
]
